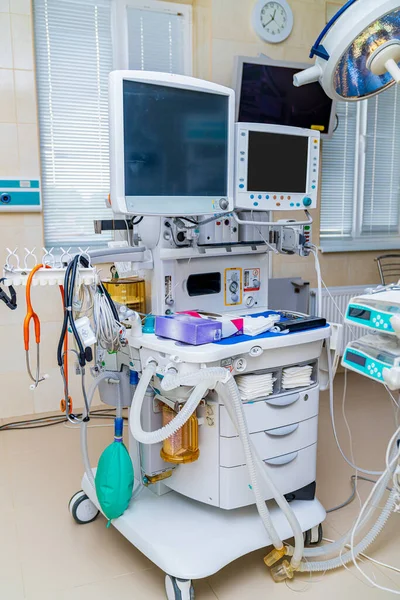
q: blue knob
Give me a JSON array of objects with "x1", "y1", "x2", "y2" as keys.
[
  {"x1": 303, "y1": 197, "x2": 312, "y2": 207},
  {"x1": 1, "y1": 193, "x2": 11, "y2": 204}
]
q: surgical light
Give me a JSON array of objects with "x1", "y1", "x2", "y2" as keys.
[{"x1": 294, "y1": 0, "x2": 400, "y2": 101}]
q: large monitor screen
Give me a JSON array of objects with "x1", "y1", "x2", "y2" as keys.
[
  {"x1": 238, "y1": 61, "x2": 334, "y2": 135},
  {"x1": 123, "y1": 80, "x2": 229, "y2": 197},
  {"x1": 247, "y1": 131, "x2": 309, "y2": 193}
]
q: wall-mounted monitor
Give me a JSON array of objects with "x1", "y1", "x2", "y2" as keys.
[
  {"x1": 234, "y1": 56, "x2": 336, "y2": 139},
  {"x1": 109, "y1": 70, "x2": 235, "y2": 216},
  {"x1": 234, "y1": 123, "x2": 320, "y2": 212}
]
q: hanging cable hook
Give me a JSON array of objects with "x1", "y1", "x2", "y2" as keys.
[
  {"x1": 42, "y1": 247, "x2": 55, "y2": 267},
  {"x1": 5, "y1": 247, "x2": 20, "y2": 272},
  {"x1": 24, "y1": 248, "x2": 38, "y2": 270},
  {"x1": 60, "y1": 247, "x2": 73, "y2": 267}
]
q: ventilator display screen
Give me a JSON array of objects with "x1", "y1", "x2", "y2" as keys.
[
  {"x1": 247, "y1": 131, "x2": 308, "y2": 193},
  {"x1": 123, "y1": 80, "x2": 229, "y2": 197}
]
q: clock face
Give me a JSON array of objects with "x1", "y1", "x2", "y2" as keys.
[
  {"x1": 260, "y1": 2, "x2": 288, "y2": 38},
  {"x1": 252, "y1": 0, "x2": 293, "y2": 44}
]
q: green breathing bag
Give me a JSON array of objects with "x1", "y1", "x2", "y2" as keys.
[{"x1": 95, "y1": 417, "x2": 134, "y2": 527}]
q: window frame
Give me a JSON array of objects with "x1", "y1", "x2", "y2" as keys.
[
  {"x1": 112, "y1": 0, "x2": 193, "y2": 75},
  {"x1": 320, "y1": 97, "x2": 400, "y2": 253}
]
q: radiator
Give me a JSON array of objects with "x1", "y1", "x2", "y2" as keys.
[{"x1": 310, "y1": 285, "x2": 375, "y2": 351}]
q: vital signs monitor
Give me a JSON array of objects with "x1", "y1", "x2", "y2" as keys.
[
  {"x1": 109, "y1": 71, "x2": 235, "y2": 216},
  {"x1": 234, "y1": 123, "x2": 320, "y2": 212}
]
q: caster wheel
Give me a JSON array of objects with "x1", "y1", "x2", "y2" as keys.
[
  {"x1": 165, "y1": 575, "x2": 195, "y2": 600},
  {"x1": 304, "y1": 523, "x2": 323, "y2": 547},
  {"x1": 69, "y1": 491, "x2": 99, "y2": 525}
]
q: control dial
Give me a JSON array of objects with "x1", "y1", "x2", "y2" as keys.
[
  {"x1": 229, "y1": 281, "x2": 239, "y2": 294},
  {"x1": 219, "y1": 198, "x2": 229, "y2": 210}
]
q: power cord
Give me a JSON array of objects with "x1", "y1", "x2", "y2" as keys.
[{"x1": 0, "y1": 409, "x2": 128, "y2": 432}]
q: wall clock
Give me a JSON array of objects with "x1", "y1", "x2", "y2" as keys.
[{"x1": 252, "y1": 0, "x2": 294, "y2": 44}]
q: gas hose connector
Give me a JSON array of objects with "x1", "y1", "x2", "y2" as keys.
[
  {"x1": 264, "y1": 545, "x2": 293, "y2": 567},
  {"x1": 270, "y1": 560, "x2": 298, "y2": 583}
]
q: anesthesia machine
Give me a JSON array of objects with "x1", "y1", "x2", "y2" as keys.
[{"x1": 4, "y1": 1, "x2": 400, "y2": 598}]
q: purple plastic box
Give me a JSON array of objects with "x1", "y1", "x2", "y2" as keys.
[{"x1": 155, "y1": 314, "x2": 222, "y2": 345}]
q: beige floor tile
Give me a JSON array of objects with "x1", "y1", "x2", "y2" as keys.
[
  {"x1": 60, "y1": 570, "x2": 216, "y2": 600},
  {"x1": 16, "y1": 500, "x2": 153, "y2": 597}
]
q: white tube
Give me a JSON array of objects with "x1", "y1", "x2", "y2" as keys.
[
  {"x1": 218, "y1": 377, "x2": 305, "y2": 567},
  {"x1": 301, "y1": 476, "x2": 398, "y2": 571},
  {"x1": 131, "y1": 378, "x2": 210, "y2": 445},
  {"x1": 327, "y1": 337, "x2": 384, "y2": 477},
  {"x1": 311, "y1": 248, "x2": 322, "y2": 317},
  {"x1": 293, "y1": 64, "x2": 323, "y2": 88},
  {"x1": 161, "y1": 367, "x2": 230, "y2": 391}
]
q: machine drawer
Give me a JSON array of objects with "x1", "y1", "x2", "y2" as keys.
[
  {"x1": 219, "y1": 443, "x2": 317, "y2": 510},
  {"x1": 219, "y1": 386, "x2": 319, "y2": 437},
  {"x1": 220, "y1": 416, "x2": 318, "y2": 468}
]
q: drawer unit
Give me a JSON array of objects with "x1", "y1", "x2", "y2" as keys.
[
  {"x1": 219, "y1": 385, "x2": 319, "y2": 437},
  {"x1": 220, "y1": 415, "x2": 318, "y2": 468},
  {"x1": 219, "y1": 443, "x2": 317, "y2": 510}
]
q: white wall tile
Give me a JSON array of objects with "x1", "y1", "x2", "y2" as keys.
[
  {"x1": 10, "y1": 14, "x2": 33, "y2": 70},
  {"x1": 0, "y1": 371, "x2": 34, "y2": 418},
  {"x1": 14, "y1": 69, "x2": 37, "y2": 123},
  {"x1": 0, "y1": 0, "x2": 9, "y2": 13},
  {"x1": 0, "y1": 123, "x2": 19, "y2": 177},
  {"x1": 0, "y1": 68, "x2": 16, "y2": 122},
  {"x1": 10, "y1": 0, "x2": 31, "y2": 14},
  {"x1": 17, "y1": 123, "x2": 40, "y2": 177},
  {"x1": 0, "y1": 14, "x2": 13, "y2": 68}
]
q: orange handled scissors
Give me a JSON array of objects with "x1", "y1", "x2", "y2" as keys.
[{"x1": 24, "y1": 264, "x2": 47, "y2": 388}]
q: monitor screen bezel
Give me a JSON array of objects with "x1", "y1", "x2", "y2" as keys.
[
  {"x1": 109, "y1": 70, "x2": 235, "y2": 216},
  {"x1": 233, "y1": 55, "x2": 337, "y2": 140}
]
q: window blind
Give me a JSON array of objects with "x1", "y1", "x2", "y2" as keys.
[
  {"x1": 320, "y1": 102, "x2": 358, "y2": 238},
  {"x1": 127, "y1": 6, "x2": 187, "y2": 74},
  {"x1": 362, "y1": 85, "x2": 400, "y2": 235},
  {"x1": 33, "y1": 0, "x2": 113, "y2": 248}
]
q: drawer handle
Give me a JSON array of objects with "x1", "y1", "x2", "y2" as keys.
[
  {"x1": 265, "y1": 423, "x2": 300, "y2": 437},
  {"x1": 264, "y1": 452, "x2": 299, "y2": 466},
  {"x1": 265, "y1": 394, "x2": 300, "y2": 407}
]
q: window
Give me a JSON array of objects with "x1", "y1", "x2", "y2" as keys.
[
  {"x1": 33, "y1": 0, "x2": 192, "y2": 248},
  {"x1": 320, "y1": 85, "x2": 400, "y2": 252}
]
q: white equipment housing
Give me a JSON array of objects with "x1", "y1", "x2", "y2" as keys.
[
  {"x1": 109, "y1": 70, "x2": 235, "y2": 216},
  {"x1": 82, "y1": 70, "x2": 331, "y2": 595},
  {"x1": 234, "y1": 123, "x2": 320, "y2": 212}
]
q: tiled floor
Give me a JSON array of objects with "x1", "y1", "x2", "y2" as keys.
[{"x1": 2, "y1": 371, "x2": 400, "y2": 599}]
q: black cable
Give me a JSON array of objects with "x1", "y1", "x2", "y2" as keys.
[
  {"x1": 177, "y1": 216, "x2": 198, "y2": 225},
  {"x1": 131, "y1": 216, "x2": 143, "y2": 225},
  {"x1": 0, "y1": 409, "x2": 128, "y2": 432},
  {"x1": 333, "y1": 113, "x2": 340, "y2": 133}
]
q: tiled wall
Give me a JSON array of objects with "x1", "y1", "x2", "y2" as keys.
[
  {"x1": 0, "y1": 0, "x2": 383, "y2": 418},
  {"x1": 0, "y1": 0, "x2": 88, "y2": 418}
]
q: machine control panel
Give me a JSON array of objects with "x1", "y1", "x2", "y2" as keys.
[
  {"x1": 346, "y1": 302, "x2": 395, "y2": 334},
  {"x1": 234, "y1": 124, "x2": 320, "y2": 212},
  {"x1": 343, "y1": 347, "x2": 386, "y2": 382},
  {"x1": 224, "y1": 267, "x2": 262, "y2": 307}
]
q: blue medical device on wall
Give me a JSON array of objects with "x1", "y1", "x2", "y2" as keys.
[{"x1": 0, "y1": 179, "x2": 42, "y2": 212}]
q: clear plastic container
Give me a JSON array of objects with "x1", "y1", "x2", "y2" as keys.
[
  {"x1": 160, "y1": 405, "x2": 200, "y2": 464},
  {"x1": 102, "y1": 277, "x2": 146, "y2": 314}
]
